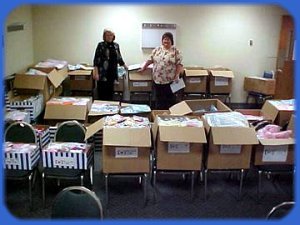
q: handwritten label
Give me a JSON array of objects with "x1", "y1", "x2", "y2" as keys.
[{"x1": 168, "y1": 142, "x2": 190, "y2": 153}]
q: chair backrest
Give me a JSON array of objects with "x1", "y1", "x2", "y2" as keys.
[
  {"x1": 266, "y1": 201, "x2": 295, "y2": 219},
  {"x1": 51, "y1": 186, "x2": 103, "y2": 219},
  {"x1": 54, "y1": 120, "x2": 86, "y2": 143},
  {"x1": 5, "y1": 121, "x2": 37, "y2": 144}
]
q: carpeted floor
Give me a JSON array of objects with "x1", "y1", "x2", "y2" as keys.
[{"x1": 5, "y1": 151, "x2": 294, "y2": 220}]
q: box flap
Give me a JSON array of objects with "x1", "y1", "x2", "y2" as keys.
[
  {"x1": 287, "y1": 114, "x2": 295, "y2": 133},
  {"x1": 34, "y1": 66, "x2": 67, "y2": 88},
  {"x1": 129, "y1": 72, "x2": 152, "y2": 81},
  {"x1": 14, "y1": 74, "x2": 47, "y2": 90},
  {"x1": 103, "y1": 127, "x2": 151, "y2": 147},
  {"x1": 259, "y1": 138, "x2": 294, "y2": 145},
  {"x1": 159, "y1": 126, "x2": 207, "y2": 143},
  {"x1": 169, "y1": 101, "x2": 193, "y2": 116},
  {"x1": 211, "y1": 127, "x2": 258, "y2": 145},
  {"x1": 210, "y1": 70, "x2": 234, "y2": 78},
  {"x1": 47, "y1": 67, "x2": 67, "y2": 88},
  {"x1": 185, "y1": 69, "x2": 208, "y2": 77},
  {"x1": 261, "y1": 101, "x2": 279, "y2": 122},
  {"x1": 84, "y1": 118, "x2": 105, "y2": 140}
]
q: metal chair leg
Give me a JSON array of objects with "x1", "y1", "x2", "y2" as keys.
[
  {"x1": 258, "y1": 170, "x2": 262, "y2": 201},
  {"x1": 153, "y1": 170, "x2": 157, "y2": 203},
  {"x1": 143, "y1": 173, "x2": 148, "y2": 206},
  {"x1": 105, "y1": 174, "x2": 109, "y2": 207},
  {"x1": 90, "y1": 166, "x2": 94, "y2": 186},
  {"x1": 239, "y1": 169, "x2": 244, "y2": 200},
  {"x1": 28, "y1": 172, "x2": 33, "y2": 210},
  {"x1": 80, "y1": 174, "x2": 84, "y2": 186},
  {"x1": 204, "y1": 169, "x2": 208, "y2": 201},
  {"x1": 42, "y1": 172, "x2": 46, "y2": 207},
  {"x1": 191, "y1": 171, "x2": 195, "y2": 200}
]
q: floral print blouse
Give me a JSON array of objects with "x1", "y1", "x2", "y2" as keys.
[{"x1": 148, "y1": 46, "x2": 183, "y2": 84}]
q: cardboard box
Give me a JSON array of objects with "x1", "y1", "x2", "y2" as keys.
[
  {"x1": 5, "y1": 91, "x2": 44, "y2": 121},
  {"x1": 44, "y1": 96, "x2": 92, "y2": 121},
  {"x1": 261, "y1": 100, "x2": 294, "y2": 127},
  {"x1": 88, "y1": 100, "x2": 120, "y2": 123},
  {"x1": 208, "y1": 69, "x2": 234, "y2": 94},
  {"x1": 169, "y1": 99, "x2": 231, "y2": 116},
  {"x1": 120, "y1": 103, "x2": 151, "y2": 119},
  {"x1": 253, "y1": 114, "x2": 294, "y2": 165},
  {"x1": 202, "y1": 116, "x2": 258, "y2": 169},
  {"x1": 4, "y1": 143, "x2": 40, "y2": 170},
  {"x1": 42, "y1": 142, "x2": 93, "y2": 170},
  {"x1": 153, "y1": 115, "x2": 207, "y2": 171},
  {"x1": 128, "y1": 69, "x2": 152, "y2": 92},
  {"x1": 235, "y1": 109, "x2": 272, "y2": 122},
  {"x1": 244, "y1": 76, "x2": 276, "y2": 95},
  {"x1": 150, "y1": 110, "x2": 170, "y2": 122},
  {"x1": 184, "y1": 68, "x2": 208, "y2": 93},
  {"x1": 69, "y1": 70, "x2": 94, "y2": 91},
  {"x1": 102, "y1": 126, "x2": 152, "y2": 173},
  {"x1": 14, "y1": 66, "x2": 67, "y2": 101}
]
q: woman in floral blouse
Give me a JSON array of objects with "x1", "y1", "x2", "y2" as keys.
[
  {"x1": 139, "y1": 32, "x2": 183, "y2": 109},
  {"x1": 93, "y1": 29, "x2": 127, "y2": 100}
]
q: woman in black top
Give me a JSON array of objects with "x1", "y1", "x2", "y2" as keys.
[{"x1": 93, "y1": 29, "x2": 127, "y2": 100}]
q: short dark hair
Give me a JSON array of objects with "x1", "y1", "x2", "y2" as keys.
[{"x1": 162, "y1": 32, "x2": 174, "y2": 45}]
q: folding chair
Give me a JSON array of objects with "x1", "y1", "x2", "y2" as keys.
[
  {"x1": 4, "y1": 121, "x2": 38, "y2": 210},
  {"x1": 41, "y1": 120, "x2": 94, "y2": 206},
  {"x1": 51, "y1": 186, "x2": 103, "y2": 219}
]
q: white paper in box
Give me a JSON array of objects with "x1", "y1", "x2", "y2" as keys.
[
  {"x1": 4, "y1": 143, "x2": 40, "y2": 170},
  {"x1": 42, "y1": 142, "x2": 93, "y2": 169}
]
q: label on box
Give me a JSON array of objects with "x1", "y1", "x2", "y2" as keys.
[
  {"x1": 220, "y1": 145, "x2": 241, "y2": 154},
  {"x1": 168, "y1": 142, "x2": 190, "y2": 153},
  {"x1": 53, "y1": 156, "x2": 76, "y2": 167},
  {"x1": 133, "y1": 82, "x2": 148, "y2": 87},
  {"x1": 215, "y1": 77, "x2": 229, "y2": 86},
  {"x1": 115, "y1": 147, "x2": 138, "y2": 158},
  {"x1": 262, "y1": 145, "x2": 288, "y2": 162},
  {"x1": 188, "y1": 78, "x2": 201, "y2": 83}
]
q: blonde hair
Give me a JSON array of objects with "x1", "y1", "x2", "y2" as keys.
[{"x1": 103, "y1": 29, "x2": 115, "y2": 41}]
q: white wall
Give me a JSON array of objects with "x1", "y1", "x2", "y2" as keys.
[
  {"x1": 5, "y1": 5, "x2": 34, "y2": 76},
  {"x1": 6, "y1": 4, "x2": 289, "y2": 103}
]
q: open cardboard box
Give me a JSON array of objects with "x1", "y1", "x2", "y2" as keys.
[
  {"x1": 253, "y1": 114, "x2": 295, "y2": 165},
  {"x1": 235, "y1": 109, "x2": 273, "y2": 123},
  {"x1": 202, "y1": 116, "x2": 258, "y2": 169},
  {"x1": 208, "y1": 69, "x2": 234, "y2": 94},
  {"x1": 152, "y1": 115, "x2": 207, "y2": 170},
  {"x1": 261, "y1": 100, "x2": 294, "y2": 127},
  {"x1": 84, "y1": 117, "x2": 152, "y2": 173},
  {"x1": 44, "y1": 96, "x2": 92, "y2": 121},
  {"x1": 88, "y1": 100, "x2": 120, "y2": 123},
  {"x1": 183, "y1": 68, "x2": 208, "y2": 93},
  {"x1": 169, "y1": 99, "x2": 231, "y2": 116},
  {"x1": 14, "y1": 65, "x2": 67, "y2": 101},
  {"x1": 244, "y1": 76, "x2": 276, "y2": 95}
]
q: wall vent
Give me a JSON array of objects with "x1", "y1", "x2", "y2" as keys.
[{"x1": 7, "y1": 23, "x2": 24, "y2": 32}]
